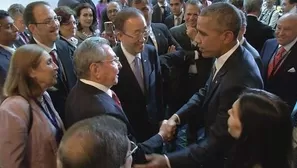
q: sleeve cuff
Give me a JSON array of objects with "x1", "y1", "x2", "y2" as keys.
[
  {"x1": 173, "y1": 114, "x2": 181, "y2": 125},
  {"x1": 158, "y1": 132, "x2": 164, "y2": 141},
  {"x1": 164, "y1": 154, "x2": 172, "y2": 168}
]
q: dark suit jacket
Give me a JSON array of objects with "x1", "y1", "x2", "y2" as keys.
[
  {"x1": 14, "y1": 31, "x2": 31, "y2": 48},
  {"x1": 152, "y1": 4, "x2": 171, "y2": 23},
  {"x1": 242, "y1": 38, "x2": 263, "y2": 73},
  {"x1": 167, "y1": 45, "x2": 264, "y2": 168},
  {"x1": 65, "y1": 81, "x2": 163, "y2": 163},
  {"x1": 30, "y1": 38, "x2": 77, "y2": 121},
  {"x1": 261, "y1": 38, "x2": 297, "y2": 109},
  {"x1": 59, "y1": 36, "x2": 76, "y2": 57},
  {"x1": 0, "y1": 47, "x2": 12, "y2": 99},
  {"x1": 164, "y1": 14, "x2": 185, "y2": 29},
  {"x1": 169, "y1": 23, "x2": 213, "y2": 113},
  {"x1": 112, "y1": 44, "x2": 164, "y2": 142},
  {"x1": 245, "y1": 15, "x2": 275, "y2": 53}
]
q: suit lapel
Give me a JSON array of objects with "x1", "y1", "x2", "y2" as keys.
[
  {"x1": 141, "y1": 48, "x2": 151, "y2": 93},
  {"x1": 262, "y1": 39, "x2": 278, "y2": 77},
  {"x1": 0, "y1": 47, "x2": 12, "y2": 60}
]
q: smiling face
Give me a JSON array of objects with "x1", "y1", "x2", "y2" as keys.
[
  {"x1": 60, "y1": 15, "x2": 77, "y2": 39},
  {"x1": 275, "y1": 14, "x2": 297, "y2": 46},
  {"x1": 29, "y1": 4, "x2": 60, "y2": 47},
  {"x1": 78, "y1": 7, "x2": 94, "y2": 29},
  {"x1": 0, "y1": 16, "x2": 19, "y2": 45}
]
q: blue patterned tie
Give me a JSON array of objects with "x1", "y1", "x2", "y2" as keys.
[{"x1": 133, "y1": 56, "x2": 145, "y2": 93}]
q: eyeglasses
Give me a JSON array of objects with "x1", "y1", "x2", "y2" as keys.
[
  {"x1": 126, "y1": 141, "x2": 138, "y2": 159},
  {"x1": 122, "y1": 29, "x2": 150, "y2": 40},
  {"x1": 61, "y1": 20, "x2": 78, "y2": 26},
  {"x1": 32, "y1": 16, "x2": 62, "y2": 27},
  {"x1": 99, "y1": 56, "x2": 121, "y2": 64},
  {"x1": 107, "y1": 9, "x2": 120, "y2": 14}
]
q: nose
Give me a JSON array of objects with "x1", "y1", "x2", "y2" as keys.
[
  {"x1": 117, "y1": 61, "x2": 122, "y2": 70},
  {"x1": 53, "y1": 62, "x2": 59, "y2": 70},
  {"x1": 195, "y1": 33, "x2": 201, "y2": 45},
  {"x1": 13, "y1": 24, "x2": 19, "y2": 32}
]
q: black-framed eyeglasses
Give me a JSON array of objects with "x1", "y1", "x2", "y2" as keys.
[
  {"x1": 31, "y1": 16, "x2": 62, "y2": 27},
  {"x1": 122, "y1": 29, "x2": 150, "y2": 40},
  {"x1": 126, "y1": 141, "x2": 138, "y2": 159}
]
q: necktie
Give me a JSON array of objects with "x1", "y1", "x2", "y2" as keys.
[
  {"x1": 175, "y1": 17, "x2": 181, "y2": 26},
  {"x1": 49, "y1": 50, "x2": 58, "y2": 65},
  {"x1": 133, "y1": 57, "x2": 145, "y2": 93},
  {"x1": 20, "y1": 32, "x2": 29, "y2": 44},
  {"x1": 267, "y1": 47, "x2": 286, "y2": 78},
  {"x1": 210, "y1": 63, "x2": 217, "y2": 81},
  {"x1": 112, "y1": 90, "x2": 122, "y2": 107}
]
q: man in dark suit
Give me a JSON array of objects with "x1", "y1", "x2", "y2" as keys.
[
  {"x1": 169, "y1": 0, "x2": 212, "y2": 116},
  {"x1": 261, "y1": 13, "x2": 297, "y2": 110},
  {"x1": 152, "y1": 0, "x2": 171, "y2": 23},
  {"x1": 24, "y1": 1, "x2": 77, "y2": 122},
  {"x1": 164, "y1": 0, "x2": 185, "y2": 29},
  {"x1": 113, "y1": 8, "x2": 165, "y2": 142},
  {"x1": 65, "y1": 36, "x2": 175, "y2": 164},
  {"x1": 134, "y1": 3, "x2": 263, "y2": 168},
  {"x1": 244, "y1": 0, "x2": 275, "y2": 53},
  {"x1": 0, "y1": 10, "x2": 19, "y2": 99},
  {"x1": 238, "y1": 9, "x2": 262, "y2": 72}
]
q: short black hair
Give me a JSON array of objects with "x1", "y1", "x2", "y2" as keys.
[
  {"x1": 58, "y1": 115, "x2": 129, "y2": 168},
  {"x1": 113, "y1": 7, "x2": 144, "y2": 32},
  {"x1": 0, "y1": 10, "x2": 10, "y2": 20},
  {"x1": 23, "y1": 1, "x2": 50, "y2": 26},
  {"x1": 54, "y1": 6, "x2": 76, "y2": 24}
]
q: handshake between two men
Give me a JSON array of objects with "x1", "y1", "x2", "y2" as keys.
[{"x1": 158, "y1": 115, "x2": 179, "y2": 142}]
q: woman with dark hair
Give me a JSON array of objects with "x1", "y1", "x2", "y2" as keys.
[
  {"x1": 75, "y1": 3, "x2": 100, "y2": 45},
  {"x1": 54, "y1": 6, "x2": 78, "y2": 54},
  {"x1": 227, "y1": 89, "x2": 293, "y2": 168},
  {"x1": 0, "y1": 44, "x2": 64, "y2": 168}
]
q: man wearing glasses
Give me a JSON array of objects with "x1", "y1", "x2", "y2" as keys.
[
  {"x1": 23, "y1": 1, "x2": 77, "y2": 123},
  {"x1": 113, "y1": 8, "x2": 166, "y2": 144}
]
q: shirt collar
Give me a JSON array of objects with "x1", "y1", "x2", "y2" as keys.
[
  {"x1": 158, "y1": 1, "x2": 168, "y2": 7},
  {"x1": 215, "y1": 41, "x2": 240, "y2": 73},
  {"x1": 0, "y1": 44, "x2": 15, "y2": 53},
  {"x1": 174, "y1": 10, "x2": 184, "y2": 19},
  {"x1": 80, "y1": 79, "x2": 112, "y2": 97},
  {"x1": 289, "y1": 5, "x2": 297, "y2": 13},
  {"x1": 120, "y1": 42, "x2": 141, "y2": 65},
  {"x1": 239, "y1": 37, "x2": 245, "y2": 45},
  {"x1": 34, "y1": 37, "x2": 57, "y2": 53},
  {"x1": 280, "y1": 36, "x2": 297, "y2": 52}
]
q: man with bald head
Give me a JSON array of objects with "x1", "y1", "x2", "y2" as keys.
[
  {"x1": 57, "y1": 115, "x2": 132, "y2": 168},
  {"x1": 261, "y1": 13, "x2": 297, "y2": 110}
]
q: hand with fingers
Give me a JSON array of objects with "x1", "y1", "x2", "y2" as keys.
[
  {"x1": 167, "y1": 45, "x2": 176, "y2": 53},
  {"x1": 158, "y1": 119, "x2": 177, "y2": 142}
]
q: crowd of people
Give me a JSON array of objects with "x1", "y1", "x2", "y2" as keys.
[{"x1": 0, "y1": 0, "x2": 296, "y2": 167}]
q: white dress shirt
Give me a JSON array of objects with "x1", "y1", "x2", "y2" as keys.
[{"x1": 80, "y1": 79, "x2": 112, "y2": 97}]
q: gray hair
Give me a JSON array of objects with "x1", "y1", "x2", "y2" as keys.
[
  {"x1": 200, "y1": 2, "x2": 242, "y2": 39},
  {"x1": 186, "y1": 0, "x2": 203, "y2": 9},
  {"x1": 7, "y1": 3, "x2": 25, "y2": 19},
  {"x1": 244, "y1": 0, "x2": 262, "y2": 13},
  {"x1": 238, "y1": 9, "x2": 247, "y2": 26},
  {"x1": 74, "y1": 37, "x2": 110, "y2": 79}
]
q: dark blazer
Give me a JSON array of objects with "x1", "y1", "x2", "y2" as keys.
[
  {"x1": 167, "y1": 45, "x2": 264, "y2": 168},
  {"x1": 0, "y1": 47, "x2": 12, "y2": 99},
  {"x1": 261, "y1": 38, "x2": 297, "y2": 109},
  {"x1": 112, "y1": 44, "x2": 164, "y2": 142},
  {"x1": 30, "y1": 38, "x2": 77, "y2": 122},
  {"x1": 59, "y1": 36, "x2": 76, "y2": 57},
  {"x1": 152, "y1": 4, "x2": 171, "y2": 23},
  {"x1": 14, "y1": 31, "x2": 31, "y2": 48},
  {"x1": 164, "y1": 14, "x2": 185, "y2": 29},
  {"x1": 242, "y1": 38, "x2": 263, "y2": 73},
  {"x1": 245, "y1": 15, "x2": 275, "y2": 53},
  {"x1": 65, "y1": 81, "x2": 163, "y2": 163},
  {"x1": 169, "y1": 23, "x2": 213, "y2": 114}
]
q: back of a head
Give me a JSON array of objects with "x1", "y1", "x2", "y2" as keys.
[
  {"x1": 57, "y1": 115, "x2": 129, "y2": 168},
  {"x1": 238, "y1": 89, "x2": 293, "y2": 167},
  {"x1": 200, "y1": 2, "x2": 242, "y2": 39},
  {"x1": 229, "y1": 0, "x2": 244, "y2": 9},
  {"x1": 243, "y1": 0, "x2": 263, "y2": 14}
]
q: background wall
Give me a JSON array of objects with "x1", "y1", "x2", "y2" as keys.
[{"x1": 0, "y1": 0, "x2": 98, "y2": 11}]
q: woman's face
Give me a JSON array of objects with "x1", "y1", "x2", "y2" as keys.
[
  {"x1": 78, "y1": 8, "x2": 94, "y2": 28},
  {"x1": 29, "y1": 51, "x2": 58, "y2": 89},
  {"x1": 60, "y1": 15, "x2": 77, "y2": 38},
  {"x1": 227, "y1": 99, "x2": 243, "y2": 139}
]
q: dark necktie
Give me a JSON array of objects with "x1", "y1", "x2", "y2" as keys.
[
  {"x1": 112, "y1": 90, "x2": 122, "y2": 108},
  {"x1": 49, "y1": 50, "x2": 58, "y2": 66}
]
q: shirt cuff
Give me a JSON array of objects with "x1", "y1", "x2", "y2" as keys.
[
  {"x1": 164, "y1": 154, "x2": 172, "y2": 168},
  {"x1": 194, "y1": 50, "x2": 199, "y2": 60},
  {"x1": 173, "y1": 114, "x2": 181, "y2": 125},
  {"x1": 158, "y1": 132, "x2": 164, "y2": 141}
]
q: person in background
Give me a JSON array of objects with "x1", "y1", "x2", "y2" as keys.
[
  {"x1": 0, "y1": 44, "x2": 64, "y2": 168},
  {"x1": 226, "y1": 89, "x2": 293, "y2": 168},
  {"x1": 259, "y1": 0, "x2": 279, "y2": 29},
  {"x1": 164, "y1": 0, "x2": 185, "y2": 29},
  {"x1": 54, "y1": 6, "x2": 78, "y2": 55},
  {"x1": 282, "y1": 0, "x2": 297, "y2": 13},
  {"x1": 75, "y1": 3, "x2": 100, "y2": 45},
  {"x1": 96, "y1": 0, "x2": 110, "y2": 26},
  {"x1": 8, "y1": 4, "x2": 30, "y2": 47},
  {"x1": 0, "y1": 10, "x2": 19, "y2": 100},
  {"x1": 57, "y1": 115, "x2": 132, "y2": 168}
]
